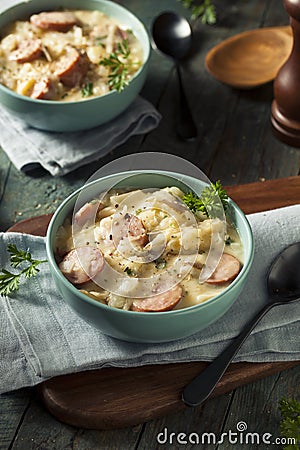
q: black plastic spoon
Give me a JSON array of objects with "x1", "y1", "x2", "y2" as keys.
[
  {"x1": 182, "y1": 242, "x2": 300, "y2": 407},
  {"x1": 152, "y1": 12, "x2": 197, "y2": 141}
]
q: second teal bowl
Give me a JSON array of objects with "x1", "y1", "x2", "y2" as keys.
[{"x1": 0, "y1": 0, "x2": 150, "y2": 131}]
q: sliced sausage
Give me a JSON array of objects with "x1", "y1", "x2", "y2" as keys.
[
  {"x1": 74, "y1": 200, "x2": 103, "y2": 228},
  {"x1": 59, "y1": 246, "x2": 104, "y2": 285},
  {"x1": 54, "y1": 47, "x2": 88, "y2": 87},
  {"x1": 30, "y1": 11, "x2": 77, "y2": 32},
  {"x1": 206, "y1": 253, "x2": 241, "y2": 284},
  {"x1": 115, "y1": 27, "x2": 128, "y2": 41},
  {"x1": 131, "y1": 285, "x2": 183, "y2": 312},
  {"x1": 31, "y1": 77, "x2": 55, "y2": 100},
  {"x1": 112, "y1": 213, "x2": 148, "y2": 247},
  {"x1": 124, "y1": 213, "x2": 148, "y2": 246},
  {"x1": 9, "y1": 39, "x2": 42, "y2": 63}
]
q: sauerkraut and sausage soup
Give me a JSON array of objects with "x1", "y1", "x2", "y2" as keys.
[
  {"x1": 55, "y1": 187, "x2": 244, "y2": 313},
  {"x1": 0, "y1": 10, "x2": 143, "y2": 101}
]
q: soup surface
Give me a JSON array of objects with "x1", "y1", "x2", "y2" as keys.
[
  {"x1": 55, "y1": 187, "x2": 244, "y2": 312},
  {"x1": 0, "y1": 10, "x2": 143, "y2": 101}
]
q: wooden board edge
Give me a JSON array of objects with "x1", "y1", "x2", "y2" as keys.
[{"x1": 38, "y1": 361, "x2": 299, "y2": 429}]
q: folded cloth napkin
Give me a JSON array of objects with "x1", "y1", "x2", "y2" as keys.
[
  {"x1": 0, "y1": 205, "x2": 299, "y2": 394},
  {"x1": 0, "y1": 97, "x2": 161, "y2": 176}
]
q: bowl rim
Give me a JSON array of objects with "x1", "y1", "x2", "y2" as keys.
[
  {"x1": 46, "y1": 170, "x2": 254, "y2": 316},
  {"x1": 0, "y1": 0, "x2": 151, "y2": 105}
]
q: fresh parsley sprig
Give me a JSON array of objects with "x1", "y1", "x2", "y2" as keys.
[
  {"x1": 99, "y1": 39, "x2": 134, "y2": 92},
  {"x1": 279, "y1": 398, "x2": 300, "y2": 450},
  {"x1": 179, "y1": 0, "x2": 216, "y2": 24},
  {"x1": 182, "y1": 180, "x2": 228, "y2": 216},
  {"x1": 124, "y1": 266, "x2": 136, "y2": 276},
  {"x1": 81, "y1": 82, "x2": 93, "y2": 97},
  {"x1": 0, "y1": 244, "x2": 47, "y2": 296}
]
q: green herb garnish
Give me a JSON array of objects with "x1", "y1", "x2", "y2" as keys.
[
  {"x1": 154, "y1": 258, "x2": 167, "y2": 270},
  {"x1": 95, "y1": 35, "x2": 107, "y2": 46},
  {"x1": 225, "y1": 236, "x2": 233, "y2": 246},
  {"x1": 179, "y1": 0, "x2": 216, "y2": 24},
  {"x1": 279, "y1": 398, "x2": 300, "y2": 449},
  {"x1": 0, "y1": 244, "x2": 47, "y2": 296},
  {"x1": 99, "y1": 39, "x2": 135, "y2": 92},
  {"x1": 81, "y1": 82, "x2": 93, "y2": 97},
  {"x1": 182, "y1": 180, "x2": 228, "y2": 217},
  {"x1": 124, "y1": 266, "x2": 134, "y2": 276}
]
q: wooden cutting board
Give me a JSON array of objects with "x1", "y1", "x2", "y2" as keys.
[{"x1": 8, "y1": 176, "x2": 300, "y2": 430}]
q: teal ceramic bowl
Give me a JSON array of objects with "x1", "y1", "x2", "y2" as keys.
[
  {"x1": 46, "y1": 171, "x2": 254, "y2": 343},
  {"x1": 0, "y1": 0, "x2": 150, "y2": 131}
]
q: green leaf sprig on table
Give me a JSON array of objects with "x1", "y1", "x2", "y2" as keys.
[
  {"x1": 178, "y1": 0, "x2": 216, "y2": 24},
  {"x1": 279, "y1": 397, "x2": 300, "y2": 450},
  {"x1": 0, "y1": 244, "x2": 47, "y2": 296},
  {"x1": 182, "y1": 180, "x2": 228, "y2": 216},
  {"x1": 99, "y1": 39, "x2": 138, "y2": 92}
]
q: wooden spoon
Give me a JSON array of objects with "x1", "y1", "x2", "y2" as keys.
[{"x1": 205, "y1": 26, "x2": 293, "y2": 89}]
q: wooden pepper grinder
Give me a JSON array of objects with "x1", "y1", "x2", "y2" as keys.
[{"x1": 271, "y1": 0, "x2": 300, "y2": 146}]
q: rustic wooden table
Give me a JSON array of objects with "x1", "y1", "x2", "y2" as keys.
[{"x1": 0, "y1": 0, "x2": 299, "y2": 449}]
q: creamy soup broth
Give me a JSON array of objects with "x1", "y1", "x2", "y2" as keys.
[{"x1": 55, "y1": 187, "x2": 244, "y2": 312}]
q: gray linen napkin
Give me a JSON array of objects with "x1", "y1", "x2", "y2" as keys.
[
  {"x1": 0, "y1": 205, "x2": 299, "y2": 394},
  {"x1": 0, "y1": 97, "x2": 161, "y2": 176}
]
